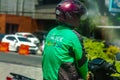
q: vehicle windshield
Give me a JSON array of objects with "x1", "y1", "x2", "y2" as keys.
[
  {"x1": 18, "y1": 37, "x2": 31, "y2": 42},
  {"x1": 26, "y1": 34, "x2": 34, "y2": 38}
]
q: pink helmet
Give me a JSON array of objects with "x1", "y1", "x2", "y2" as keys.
[{"x1": 55, "y1": 0, "x2": 87, "y2": 27}]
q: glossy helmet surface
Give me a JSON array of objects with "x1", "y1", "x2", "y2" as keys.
[{"x1": 55, "y1": 0, "x2": 87, "y2": 26}]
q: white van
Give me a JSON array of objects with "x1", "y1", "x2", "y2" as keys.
[
  {"x1": 2, "y1": 34, "x2": 39, "y2": 54},
  {"x1": 15, "y1": 32, "x2": 40, "y2": 47}
]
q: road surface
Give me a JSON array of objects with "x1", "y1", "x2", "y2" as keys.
[{"x1": 0, "y1": 52, "x2": 43, "y2": 80}]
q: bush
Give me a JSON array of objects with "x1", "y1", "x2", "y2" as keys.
[{"x1": 83, "y1": 38, "x2": 120, "y2": 76}]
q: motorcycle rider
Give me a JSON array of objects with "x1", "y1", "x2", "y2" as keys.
[{"x1": 42, "y1": 0, "x2": 88, "y2": 80}]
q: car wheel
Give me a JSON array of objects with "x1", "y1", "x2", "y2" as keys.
[
  {"x1": 16, "y1": 46, "x2": 20, "y2": 53},
  {"x1": 31, "y1": 52, "x2": 36, "y2": 55}
]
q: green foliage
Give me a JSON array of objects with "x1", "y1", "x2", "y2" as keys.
[
  {"x1": 83, "y1": 38, "x2": 120, "y2": 76},
  {"x1": 113, "y1": 61, "x2": 120, "y2": 76},
  {"x1": 84, "y1": 39, "x2": 105, "y2": 60},
  {"x1": 106, "y1": 45, "x2": 120, "y2": 60},
  {"x1": 84, "y1": 38, "x2": 120, "y2": 61}
]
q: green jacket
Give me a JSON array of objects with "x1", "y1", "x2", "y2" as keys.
[{"x1": 42, "y1": 24, "x2": 88, "y2": 80}]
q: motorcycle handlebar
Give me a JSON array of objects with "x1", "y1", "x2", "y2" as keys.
[
  {"x1": 89, "y1": 58, "x2": 120, "y2": 74},
  {"x1": 10, "y1": 72, "x2": 35, "y2": 80}
]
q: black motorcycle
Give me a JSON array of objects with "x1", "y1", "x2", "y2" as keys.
[
  {"x1": 88, "y1": 58, "x2": 120, "y2": 80},
  {"x1": 6, "y1": 72, "x2": 35, "y2": 80}
]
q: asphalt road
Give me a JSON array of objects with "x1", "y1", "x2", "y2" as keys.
[
  {"x1": 0, "y1": 52, "x2": 43, "y2": 80},
  {"x1": 0, "y1": 52, "x2": 42, "y2": 67}
]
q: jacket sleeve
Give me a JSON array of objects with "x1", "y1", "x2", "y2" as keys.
[{"x1": 72, "y1": 36, "x2": 88, "y2": 80}]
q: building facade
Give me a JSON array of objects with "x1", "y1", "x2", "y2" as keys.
[{"x1": 0, "y1": 0, "x2": 61, "y2": 34}]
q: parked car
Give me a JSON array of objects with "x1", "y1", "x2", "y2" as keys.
[
  {"x1": 32, "y1": 31, "x2": 48, "y2": 44},
  {"x1": 1, "y1": 34, "x2": 39, "y2": 54},
  {"x1": 15, "y1": 32, "x2": 40, "y2": 47},
  {"x1": 0, "y1": 34, "x2": 5, "y2": 42},
  {"x1": 33, "y1": 31, "x2": 48, "y2": 52}
]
